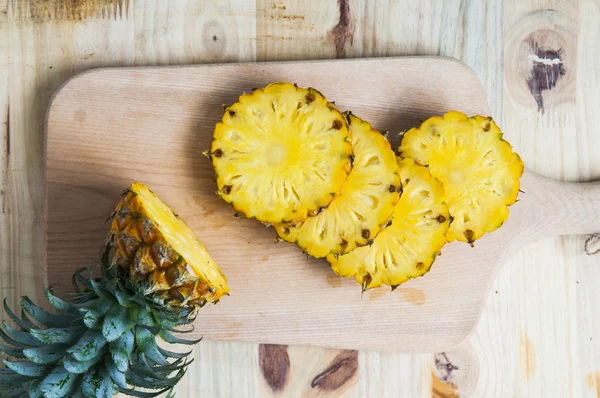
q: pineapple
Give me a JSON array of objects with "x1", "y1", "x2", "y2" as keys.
[
  {"x1": 110, "y1": 183, "x2": 229, "y2": 305},
  {"x1": 0, "y1": 182, "x2": 228, "y2": 397},
  {"x1": 209, "y1": 83, "x2": 352, "y2": 224},
  {"x1": 274, "y1": 113, "x2": 400, "y2": 258},
  {"x1": 399, "y1": 111, "x2": 524, "y2": 245},
  {"x1": 327, "y1": 158, "x2": 449, "y2": 290}
]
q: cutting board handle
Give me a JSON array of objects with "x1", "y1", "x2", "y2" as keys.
[{"x1": 522, "y1": 172, "x2": 600, "y2": 239}]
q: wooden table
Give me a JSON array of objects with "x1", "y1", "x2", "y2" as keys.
[{"x1": 1, "y1": 1, "x2": 598, "y2": 397}]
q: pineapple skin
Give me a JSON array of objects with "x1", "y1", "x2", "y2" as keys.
[
  {"x1": 109, "y1": 182, "x2": 229, "y2": 306},
  {"x1": 327, "y1": 157, "x2": 449, "y2": 290},
  {"x1": 211, "y1": 82, "x2": 352, "y2": 224},
  {"x1": 274, "y1": 113, "x2": 400, "y2": 258},
  {"x1": 399, "y1": 111, "x2": 524, "y2": 245}
]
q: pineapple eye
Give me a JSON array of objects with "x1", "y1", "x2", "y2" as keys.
[{"x1": 464, "y1": 229, "x2": 476, "y2": 246}]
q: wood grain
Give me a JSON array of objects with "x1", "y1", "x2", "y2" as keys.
[{"x1": 1, "y1": 0, "x2": 599, "y2": 396}]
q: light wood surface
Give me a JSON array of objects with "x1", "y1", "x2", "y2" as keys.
[
  {"x1": 1, "y1": 0, "x2": 599, "y2": 397},
  {"x1": 45, "y1": 59, "x2": 600, "y2": 353}
]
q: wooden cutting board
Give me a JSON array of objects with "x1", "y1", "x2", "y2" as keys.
[{"x1": 45, "y1": 57, "x2": 600, "y2": 352}]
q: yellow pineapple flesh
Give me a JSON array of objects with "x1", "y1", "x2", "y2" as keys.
[
  {"x1": 210, "y1": 83, "x2": 352, "y2": 224},
  {"x1": 399, "y1": 111, "x2": 524, "y2": 245},
  {"x1": 274, "y1": 113, "x2": 400, "y2": 258},
  {"x1": 327, "y1": 158, "x2": 449, "y2": 290},
  {"x1": 109, "y1": 182, "x2": 229, "y2": 305}
]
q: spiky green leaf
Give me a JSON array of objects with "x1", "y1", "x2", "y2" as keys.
[
  {"x1": 67, "y1": 330, "x2": 107, "y2": 362},
  {"x1": 115, "y1": 290, "x2": 135, "y2": 307},
  {"x1": 156, "y1": 321, "x2": 194, "y2": 334},
  {"x1": 102, "y1": 303, "x2": 134, "y2": 342},
  {"x1": 2, "y1": 320, "x2": 44, "y2": 347},
  {"x1": 106, "y1": 358, "x2": 128, "y2": 389},
  {"x1": 30, "y1": 325, "x2": 85, "y2": 344},
  {"x1": 129, "y1": 293, "x2": 149, "y2": 308},
  {"x1": 82, "y1": 367, "x2": 113, "y2": 398},
  {"x1": 63, "y1": 346, "x2": 107, "y2": 374},
  {"x1": 20, "y1": 297, "x2": 75, "y2": 328},
  {"x1": 3, "y1": 359, "x2": 48, "y2": 376},
  {"x1": 132, "y1": 355, "x2": 189, "y2": 379},
  {"x1": 0, "y1": 371, "x2": 30, "y2": 387},
  {"x1": 135, "y1": 328, "x2": 167, "y2": 365},
  {"x1": 116, "y1": 386, "x2": 172, "y2": 397},
  {"x1": 3, "y1": 298, "x2": 33, "y2": 331},
  {"x1": 158, "y1": 346, "x2": 191, "y2": 359},
  {"x1": 159, "y1": 329, "x2": 202, "y2": 345},
  {"x1": 0, "y1": 328, "x2": 27, "y2": 348},
  {"x1": 1, "y1": 387, "x2": 30, "y2": 398},
  {"x1": 45, "y1": 288, "x2": 81, "y2": 316},
  {"x1": 0, "y1": 343, "x2": 25, "y2": 358},
  {"x1": 90, "y1": 279, "x2": 116, "y2": 302},
  {"x1": 72, "y1": 267, "x2": 93, "y2": 293},
  {"x1": 130, "y1": 306, "x2": 155, "y2": 327},
  {"x1": 22, "y1": 343, "x2": 69, "y2": 364},
  {"x1": 126, "y1": 368, "x2": 185, "y2": 390},
  {"x1": 70, "y1": 390, "x2": 85, "y2": 398},
  {"x1": 25, "y1": 380, "x2": 45, "y2": 398},
  {"x1": 80, "y1": 299, "x2": 112, "y2": 328},
  {"x1": 110, "y1": 329, "x2": 134, "y2": 373},
  {"x1": 40, "y1": 363, "x2": 78, "y2": 397}
]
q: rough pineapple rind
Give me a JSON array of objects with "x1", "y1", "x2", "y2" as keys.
[
  {"x1": 399, "y1": 111, "x2": 524, "y2": 245},
  {"x1": 274, "y1": 113, "x2": 400, "y2": 258},
  {"x1": 211, "y1": 82, "x2": 352, "y2": 224},
  {"x1": 327, "y1": 157, "x2": 449, "y2": 290},
  {"x1": 109, "y1": 182, "x2": 229, "y2": 305}
]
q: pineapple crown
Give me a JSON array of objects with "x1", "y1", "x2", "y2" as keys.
[{"x1": 0, "y1": 246, "x2": 201, "y2": 397}]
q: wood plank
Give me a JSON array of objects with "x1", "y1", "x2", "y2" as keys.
[
  {"x1": 499, "y1": 0, "x2": 581, "y2": 396},
  {"x1": 439, "y1": 0, "x2": 600, "y2": 397},
  {"x1": 129, "y1": 3, "x2": 259, "y2": 397},
  {"x1": 576, "y1": 0, "x2": 600, "y2": 397}
]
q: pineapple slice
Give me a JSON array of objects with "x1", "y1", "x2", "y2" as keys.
[
  {"x1": 110, "y1": 182, "x2": 229, "y2": 305},
  {"x1": 327, "y1": 158, "x2": 449, "y2": 290},
  {"x1": 399, "y1": 111, "x2": 524, "y2": 245},
  {"x1": 210, "y1": 83, "x2": 352, "y2": 224},
  {"x1": 274, "y1": 113, "x2": 400, "y2": 258}
]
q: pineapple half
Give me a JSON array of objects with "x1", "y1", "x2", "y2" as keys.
[
  {"x1": 327, "y1": 158, "x2": 449, "y2": 290},
  {"x1": 110, "y1": 182, "x2": 229, "y2": 306},
  {"x1": 210, "y1": 83, "x2": 352, "y2": 224},
  {"x1": 274, "y1": 113, "x2": 400, "y2": 258},
  {"x1": 399, "y1": 111, "x2": 524, "y2": 245},
  {"x1": 0, "y1": 182, "x2": 228, "y2": 397}
]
